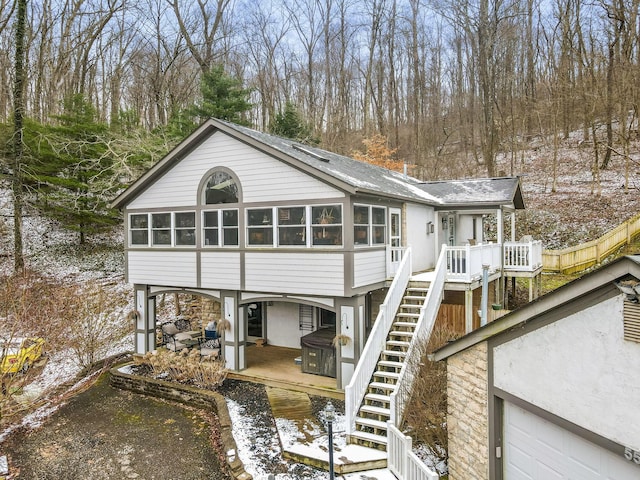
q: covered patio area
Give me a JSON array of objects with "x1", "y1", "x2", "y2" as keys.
[{"x1": 227, "y1": 344, "x2": 343, "y2": 400}]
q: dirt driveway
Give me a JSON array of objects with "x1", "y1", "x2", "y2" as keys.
[{"x1": 2, "y1": 374, "x2": 230, "y2": 480}]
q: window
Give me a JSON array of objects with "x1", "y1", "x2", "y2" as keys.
[
  {"x1": 247, "y1": 208, "x2": 274, "y2": 246},
  {"x1": 175, "y1": 212, "x2": 195, "y2": 246},
  {"x1": 130, "y1": 214, "x2": 149, "y2": 246},
  {"x1": 151, "y1": 213, "x2": 171, "y2": 245},
  {"x1": 372, "y1": 207, "x2": 386, "y2": 244},
  {"x1": 312, "y1": 205, "x2": 342, "y2": 246},
  {"x1": 319, "y1": 308, "x2": 336, "y2": 327},
  {"x1": 203, "y1": 171, "x2": 238, "y2": 204},
  {"x1": 222, "y1": 210, "x2": 239, "y2": 246},
  {"x1": 354, "y1": 205, "x2": 369, "y2": 245},
  {"x1": 203, "y1": 209, "x2": 238, "y2": 247},
  {"x1": 278, "y1": 207, "x2": 306, "y2": 246},
  {"x1": 203, "y1": 211, "x2": 219, "y2": 246},
  {"x1": 354, "y1": 205, "x2": 386, "y2": 246}
]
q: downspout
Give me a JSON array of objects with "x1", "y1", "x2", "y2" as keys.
[{"x1": 480, "y1": 263, "x2": 489, "y2": 326}]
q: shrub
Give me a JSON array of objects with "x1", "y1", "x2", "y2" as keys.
[
  {"x1": 136, "y1": 349, "x2": 227, "y2": 390},
  {"x1": 401, "y1": 325, "x2": 460, "y2": 474}
]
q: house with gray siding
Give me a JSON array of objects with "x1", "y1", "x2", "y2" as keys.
[{"x1": 112, "y1": 118, "x2": 543, "y2": 452}]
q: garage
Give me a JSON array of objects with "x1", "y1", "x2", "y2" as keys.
[{"x1": 503, "y1": 402, "x2": 639, "y2": 479}]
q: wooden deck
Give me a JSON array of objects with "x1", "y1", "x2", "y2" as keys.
[{"x1": 228, "y1": 344, "x2": 343, "y2": 400}]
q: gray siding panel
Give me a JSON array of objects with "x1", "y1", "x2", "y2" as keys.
[
  {"x1": 201, "y1": 252, "x2": 241, "y2": 289},
  {"x1": 128, "y1": 132, "x2": 343, "y2": 209},
  {"x1": 245, "y1": 252, "x2": 344, "y2": 296},
  {"x1": 128, "y1": 251, "x2": 197, "y2": 287},
  {"x1": 353, "y1": 250, "x2": 386, "y2": 287}
]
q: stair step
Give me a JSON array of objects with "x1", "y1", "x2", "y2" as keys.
[
  {"x1": 360, "y1": 404, "x2": 391, "y2": 416},
  {"x1": 383, "y1": 349, "x2": 407, "y2": 358},
  {"x1": 402, "y1": 295, "x2": 427, "y2": 301},
  {"x1": 355, "y1": 416, "x2": 388, "y2": 430},
  {"x1": 365, "y1": 393, "x2": 391, "y2": 404},
  {"x1": 373, "y1": 370, "x2": 400, "y2": 381},
  {"x1": 400, "y1": 303, "x2": 422, "y2": 309},
  {"x1": 389, "y1": 330, "x2": 414, "y2": 338},
  {"x1": 386, "y1": 340, "x2": 410, "y2": 348},
  {"x1": 407, "y1": 287, "x2": 429, "y2": 293},
  {"x1": 397, "y1": 312, "x2": 420, "y2": 318},
  {"x1": 350, "y1": 430, "x2": 388, "y2": 447},
  {"x1": 369, "y1": 381, "x2": 397, "y2": 392},
  {"x1": 378, "y1": 360, "x2": 404, "y2": 370},
  {"x1": 392, "y1": 322, "x2": 417, "y2": 329}
]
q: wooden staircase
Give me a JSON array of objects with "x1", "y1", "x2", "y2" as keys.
[{"x1": 349, "y1": 283, "x2": 429, "y2": 449}]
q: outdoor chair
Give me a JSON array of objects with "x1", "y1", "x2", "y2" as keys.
[
  {"x1": 161, "y1": 319, "x2": 201, "y2": 347},
  {"x1": 166, "y1": 331, "x2": 202, "y2": 352}
]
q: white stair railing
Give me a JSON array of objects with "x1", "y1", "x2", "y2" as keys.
[
  {"x1": 345, "y1": 247, "x2": 412, "y2": 437},
  {"x1": 387, "y1": 422, "x2": 439, "y2": 480},
  {"x1": 389, "y1": 248, "x2": 447, "y2": 427}
]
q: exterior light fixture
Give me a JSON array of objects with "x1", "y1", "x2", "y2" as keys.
[{"x1": 324, "y1": 401, "x2": 335, "y2": 479}]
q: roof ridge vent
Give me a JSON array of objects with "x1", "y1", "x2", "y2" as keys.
[{"x1": 292, "y1": 143, "x2": 330, "y2": 162}]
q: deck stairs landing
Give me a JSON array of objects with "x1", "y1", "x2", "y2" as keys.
[{"x1": 349, "y1": 283, "x2": 429, "y2": 449}]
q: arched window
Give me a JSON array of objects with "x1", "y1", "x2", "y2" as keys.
[
  {"x1": 201, "y1": 168, "x2": 240, "y2": 247},
  {"x1": 203, "y1": 170, "x2": 239, "y2": 204}
]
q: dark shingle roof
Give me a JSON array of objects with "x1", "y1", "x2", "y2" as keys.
[{"x1": 112, "y1": 118, "x2": 524, "y2": 209}]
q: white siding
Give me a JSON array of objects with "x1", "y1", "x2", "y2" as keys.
[
  {"x1": 494, "y1": 295, "x2": 640, "y2": 449},
  {"x1": 265, "y1": 302, "x2": 301, "y2": 349},
  {"x1": 245, "y1": 252, "x2": 344, "y2": 296},
  {"x1": 201, "y1": 252, "x2": 241, "y2": 290},
  {"x1": 405, "y1": 203, "x2": 435, "y2": 271},
  {"x1": 353, "y1": 250, "x2": 386, "y2": 287},
  {"x1": 128, "y1": 132, "x2": 343, "y2": 209},
  {"x1": 128, "y1": 251, "x2": 197, "y2": 287}
]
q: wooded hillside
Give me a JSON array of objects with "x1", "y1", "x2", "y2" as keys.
[{"x1": 0, "y1": 0, "x2": 639, "y2": 265}]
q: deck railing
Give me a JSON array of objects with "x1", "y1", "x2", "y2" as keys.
[
  {"x1": 543, "y1": 211, "x2": 640, "y2": 274},
  {"x1": 345, "y1": 247, "x2": 413, "y2": 437},
  {"x1": 504, "y1": 240, "x2": 543, "y2": 272},
  {"x1": 445, "y1": 243, "x2": 502, "y2": 282},
  {"x1": 387, "y1": 422, "x2": 439, "y2": 480},
  {"x1": 389, "y1": 248, "x2": 446, "y2": 427}
]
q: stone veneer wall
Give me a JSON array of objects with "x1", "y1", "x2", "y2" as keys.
[{"x1": 446, "y1": 341, "x2": 489, "y2": 480}]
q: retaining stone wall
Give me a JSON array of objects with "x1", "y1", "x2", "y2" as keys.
[{"x1": 110, "y1": 365, "x2": 251, "y2": 480}]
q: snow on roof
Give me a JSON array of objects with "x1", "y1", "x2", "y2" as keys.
[
  {"x1": 417, "y1": 177, "x2": 524, "y2": 207},
  {"x1": 113, "y1": 118, "x2": 523, "y2": 209}
]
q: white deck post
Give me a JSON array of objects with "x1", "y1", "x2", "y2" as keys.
[{"x1": 134, "y1": 285, "x2": 156, "y2": 354}]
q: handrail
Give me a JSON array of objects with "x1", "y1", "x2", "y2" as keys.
[
  {"x1": 543, "y1": 211, "x2": 640, "y2": 274},
  {"x1": 504, "y1": 240, "x2": 543, "y2": 271},
  {"x1": 389, "y1": 247, "x2": 447, "y2": 427},
  {"x1": 387, "y1": 422, "x2": 439, "y2": 480},
  {"x1": 345, "y1": 247, "x2": 412, "y2": 437},
  {"x1": 445, "y1": 243, "x2": 502, "y2": 282}
]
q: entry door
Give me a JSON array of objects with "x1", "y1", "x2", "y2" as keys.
[
  {"x1": 389, "y1": 208, "x2": 402, "y2": 274},
  {"x1": 246, "y1": 302, "x2": 264, "y2": 342}
]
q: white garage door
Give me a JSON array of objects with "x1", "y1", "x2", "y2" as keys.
[{"x1": 504, "y1": 402, "x2": 639, "y2": 479}]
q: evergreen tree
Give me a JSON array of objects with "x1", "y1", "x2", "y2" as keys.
[
  {"x1": 26, "y1": 94, "x2": 120, "y2": 243},
  {"x1": 190, "y1": 65, "x2": 252, "y2": 126},
  {"x1": 269, "y1": 102, "x2": 317, "y2": 144}
]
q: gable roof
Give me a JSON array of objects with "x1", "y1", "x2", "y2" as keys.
[
  {"x1": 433, "y1": 255, "x2": 640, "y2": 361},
  {"x1": 111, "y1": 118, "x2": 523, "y2": 210},
  {"x1": 418, "y1": 177, "x2": 525, "y2": 209}
]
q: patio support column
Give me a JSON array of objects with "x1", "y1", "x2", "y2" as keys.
[
  {"x1": 510, "y1": 211, "x2": 516, "y2": 242},
  {"x1": 464, "y1": 289, "x2": 474, "y2": 333},
  {"x1": 133, "y1": 284, "x2": 156, "y2": 354},
  {"x1": 336, "y1": 296, "x2": 362, "y2": 389},
  {"x1": 496, "y1": 208, "x2": 504, "y2": 245},
  {"x1": 221, "y1": 290, "x2": 246, "y2": 371}
]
